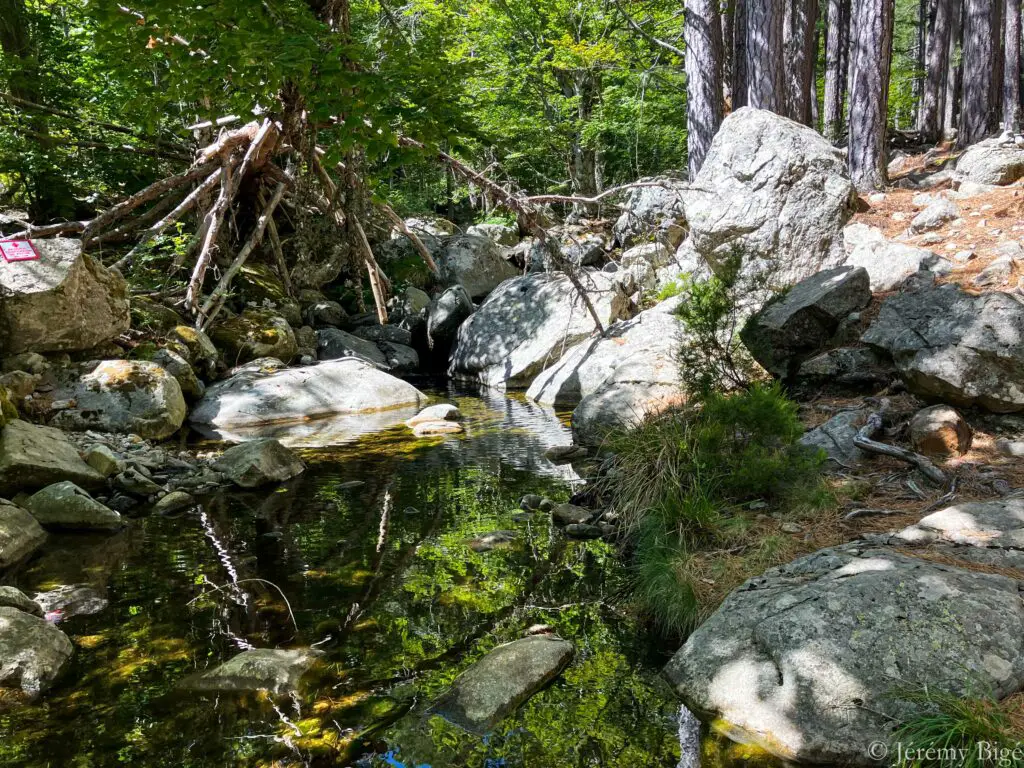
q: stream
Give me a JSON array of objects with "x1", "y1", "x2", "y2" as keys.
[{"x1": 0, "y1": 384, "x2": 686, "y2": 767}]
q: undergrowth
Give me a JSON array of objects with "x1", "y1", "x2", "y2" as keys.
[
  {"x1": 604, "y1": 383, "x2": 831, "y2": 635},
  {"x1": 891, "y1": 689, "x2": 1024, "y2": 768}
]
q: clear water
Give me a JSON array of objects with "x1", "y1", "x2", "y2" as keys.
[{"x1": 0, "y1": 384, "x2": 683, "y2": 767}]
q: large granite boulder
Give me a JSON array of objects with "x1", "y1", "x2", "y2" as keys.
[
  {"x1": 612, "y1": 177, "x2": 689, "y2": 249},
  {"x1": 25, "y1": 482, "x2": 123, "y2": 530},
  {"x1": 0, "y1": 605, "x2": 74, "y2": 697},
  {"x1": 436, "y1": 234, "x2": 518, "y2": 300},
  {"x1": 0, "y1": 499, "x2": 46, "y2": 569},
  {"x1": 955, "y1": 137, "x2": 1024, "y2": 185},
  {"x1": 213, "y1": 439, "x2": 305, "y2": 487},
  {"x1": 316, "y1": 328, "x2": 388, "y2": 367},
  {"x1": 429, "y1": 635, "x2": 574, "y2": 735},
  {"x1": 526, "y1": 302, "x2": 686, "y2": 443},
  {"x1": 190, "y1": 358, "x2": 426, "y2": 438},
  {"x1": 842, "y1": 224, "x2": 952, "y2": 291},
  {"x1": 450, "y1": 271, "x2": 632, "y2": 389},
  {"x1": 467, "y1": 222, "x2": 519, "y2": 246},
  {"x1": 665, "y1": 542, "x2": 1024, "y2": 765},
  {"x1": 48, "y1": 360, "x2": 186, "y2": 440},
  {"x1": 862, "y1": 284, "x2": 1024, "y2": 412},
  {"x1": 182, "y1": 648, "x2": 322, "y2": 694},
  {"x1": 740, "y1": 266, "x2": 871, "y2": 380},
  {"x1": 681, "y1": 109, "x2": 856, "y2": 296},
  {"x1": 0, "y1": 420, "x2": 104, "y2": 496},
  {"x1": 209, "y1": 309, "x2": 297, "y2": 366},
  {"x1": 0, "y1": 238, "x2": 129, "y2": 355}
]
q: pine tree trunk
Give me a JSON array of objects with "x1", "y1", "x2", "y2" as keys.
[
  {"x1": 824, "y1": 0, "x2": 851, "y2": 143},
  {"x1": 722, "y1": 0, "x2": 735, "y2": 108},
  {"x1": 1004, "y1": 0, "x2": 1020, "y2": 131},
  {"x1": 944, "y1": 0, "x2": 964, "y2": 136},
  {"x1": 745, "y1": 0, "x2": 784, "y2": 111},
  {"x1": 686, "y1": 0, "x2": 724, "y2": 176},
  {"x1": 848, "y1": 0, "x2": 895, "y2": 191},
  {"x1": 732, "y1": 0, "x2": 749, "y2": 108},
  {"x1": 784, "y1": 0, "x2": 820, "y2": 124},
  {"x1": 920, "y1": 0, "x2": 953, "y2": 141},
  {"x1": 959, "y1": 0, "x2": 998, "y2": 146}
]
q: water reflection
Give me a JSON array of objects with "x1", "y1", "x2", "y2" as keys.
[{"x1": 0, "y1": 388, "x2": 679, "y2": 767}]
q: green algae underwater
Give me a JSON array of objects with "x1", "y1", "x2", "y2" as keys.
[{"x1": 0, "y1": 386, "x2": 691, "y2": 768}]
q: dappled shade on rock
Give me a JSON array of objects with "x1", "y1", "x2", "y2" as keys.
[
  {"x1": 181, "y1": 648, "x2": 322, "y2": 695},
  {"x1": 0, "y1": 606, "x2": 73, "y2": 698}
]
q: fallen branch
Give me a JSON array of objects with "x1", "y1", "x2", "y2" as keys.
[
  {"x1": 3, "y1": 219, "x2": 87, "y2": 239},
  {"x1": 844, "y1": 508, "x2": 901, "y2": 521},
  {"x1": 184, "y1": 161, "x2": 234, "y2": 316},
  {"x1": 380, "y1": 203, "x2": 439, "y2": 276},
  {"x1": 353, "y1": 217, "x2": 389, "y2": 325},
  {"x1": 853, "y1": 405, "x2": 947, "y2": 486},
  {"x1": 200, "y1": 176, "x2": 290, "y2": 329},
  {"x1": 523, "y1": 179, "x2": 686, "y2": 207}
]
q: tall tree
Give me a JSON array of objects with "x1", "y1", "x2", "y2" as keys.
[
  {"x1": 943, "y1": 0, "x2": 964, "y2": 136},
  {"x1": 745, "y1": 0, "x2": 784, "y2": 111},
  {"x1": 848, "y1": 0, "x2": 895, "y2": 191},
  {"x1": 823, "y1": 0, "x2": 850, "y2": 142},
  {"x1": 784, "y1": 0, "x2": 820, "y2": 124},
  {"x1": 920, "y1": 0, "x2": 953, "y2": 142},
  {"x1": 959, "y1": 0, "x2": 998, "y2": 146},
  {"x1": 732, "y1": 0, "x2": 749, "y2": 108},
  {"x1": 685, "y1": 0, "x2": 723, "y2": 175},
  {"x1": 1004, "y1": 0, "x2": 1021, "y2": 132}
]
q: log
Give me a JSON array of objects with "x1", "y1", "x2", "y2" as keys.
[
  {"x1": 352, "y1": 217, "x2": 389, "y2": 325},
  {"x1": 185, "y1": 163, "x2": 233, "y2": 317},
  {"x1": 380, "y1": 203, "x2": 439, "y2": 276}
]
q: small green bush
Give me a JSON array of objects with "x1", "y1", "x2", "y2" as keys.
[{"x1": 604, "y1": 383, "x2": 828, "y2": 635}]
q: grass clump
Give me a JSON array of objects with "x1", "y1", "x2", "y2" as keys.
[
  {"x1": 605, "y1": 383, "x2": 831, "y2": 635},
  {"x1": 892, "y1": 689, "x2": 1024, "y2": 768}
]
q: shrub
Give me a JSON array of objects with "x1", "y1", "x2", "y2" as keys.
[{"x1": 604, "y1": 383, "x2": 829, "y2": 635}]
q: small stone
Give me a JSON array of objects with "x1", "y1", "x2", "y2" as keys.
[
  {"x1": 780, "y1": 522, "x2": 803, "y2": 534},
  {"x1": 910, "y1": 405, "x2": 973, "y2": 458},
  {"x1": 564, "y1": 523, "x2": 603, "y2": 539},
  {"x1": 153, "y1": 491, "x2": 196, "y2": 515},
  {"x1": 114, "y1": 468, "x2": 162, "y2": 496},
  {"x1": 995, "y1": 439, "x2": 1024, "y2": 458},
  {"x1": 85, "y1": 445, "x2": 121, "y2": 477},
  {"x1": 520, "y1": 494, "x2": 543, "y2": 511},
  {"x1": 406, "y1": 404, "x2": 462, "y2": 427},
  {"x1": 213, "y1": 439, "x2": 305, "y2": 488},
  {"x1": 551, "y1": 503, "x2": 592, "y2": 525}
]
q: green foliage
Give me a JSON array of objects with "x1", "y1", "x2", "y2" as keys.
[
  {"x1": 605, "y1": 384, "x2": 827, "y2": 634},
  {"x1": 892, "y1": 689, "x2": 1024, "y2": 768}
]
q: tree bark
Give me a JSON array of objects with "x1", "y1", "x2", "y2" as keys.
[
  {"x1": 848, "y1": 0, "x2": 895, "y2": 191},
  {"x1": 824, "y1": 0, "x2": 851, "y2": 142},
  {"x1": 959, "y1": 0, "x2": 998, "y2": 146},
  {"x1": 784, "y1": 0, "x2": 820, "y2": 124},
  {"x1": 745, "y1": 0, "x2": 784, "y2": 111},
  {"x1": 686, "y1": 0, "x2": 724, "y2": 176},
  {"x1": 920, "y1": 0, "x2": 953, "y2": 141},
  {"x1": 1004, "y1": 0, "x2": 1021, "y2": 132},
  {"x1": 944, "y1": 0, "x2": 964, "y2": 137},
  {"x1": 732, "y1": 0, "x2": 749, "y2": 108},
  {"x1": 722, "y1": 0, "x2": 735, "y2": 108}
]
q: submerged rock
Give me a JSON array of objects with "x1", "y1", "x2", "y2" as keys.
[
  {"x1": 665, "y1": 543, "x2": 1024, "y2": 765},
  {"x1": 47, "y1": 360, "x2": 186, "y2": 440},
  {"x1": 0, "y1": 238, "x2": 129, "y2": 355},
  {"x1": 451, "y1": 271, "x2": 632, "y2": 390},
  {"x1": 466, "y1": 530, "x2": 517, "y2": 552},
  {"x1": 0, "y1": 500, "x2": 46, "y2": 570},
  {"x1": 183, "y1": 648, "x2": 322, "y2": 694},
  {"x1": 429, "y1": 635, "x2": 574, "y2": 734},
  {"x1": 25, "y1": 482, "x2": 123, "y2": 530},
  {"x1": 213, "y1": 439, "x2": 305, "y2": 488},
  {"x1": 0, "y1": 420, "x2": 105, "y2": 496},
  {"x1": 0, "y1": 606, "x2": 74, "y2": 698},
  {"x1": 190, "y1": 359, "x2": 426, "y2": 438},
  {"x1": 34, "y1": 584, "x2": 109, "y2": 621}
]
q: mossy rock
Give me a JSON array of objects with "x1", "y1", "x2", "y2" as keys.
[
  {"x1": 237, "y1": 263, "x2": 288, "y2": 304},
  {"x1": 130, "y1": 296, "x2": 184, "y2": 334},
  {"x1": 164, "y1": 326, "x2": 218, "y2": 376},
  {"x1": 0, "y1": 386, "x2": 18, "y2": 427},
  {"x1": 210, "y1": 309, "x2": 298, "y2": 366}
]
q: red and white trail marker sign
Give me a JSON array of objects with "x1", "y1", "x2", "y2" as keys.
[{"x1": 0, "y1": 240, "x2": 40, "y2": 263}]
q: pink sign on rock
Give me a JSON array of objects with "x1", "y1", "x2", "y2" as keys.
[{"x1": 0, "y1": 239, "x2": 40, "y2": 262}]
